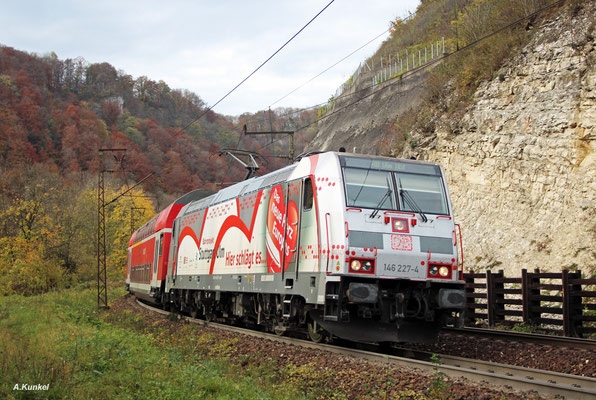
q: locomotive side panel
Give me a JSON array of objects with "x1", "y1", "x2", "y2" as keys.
[{"x1": 166, "y1": 164, "x2": 325, "y2": 305}]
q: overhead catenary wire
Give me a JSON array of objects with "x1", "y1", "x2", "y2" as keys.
[
  {"x1": 178, "y1": 0, "x2": 335, "y2": 135},
  {"x1": 267, "y1": 27, "x2": 391, "y2": 109}
]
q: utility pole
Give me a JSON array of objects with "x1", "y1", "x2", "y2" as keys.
[
  {"x1": 97, "y1": 148, "x2": 126, "y2": 309},
  {"x1": 97, "y1": 149, "x2": 154, "y2": 309},
  {"x1": 243, "y1": 124, "x2": 295, "y2": 163}
]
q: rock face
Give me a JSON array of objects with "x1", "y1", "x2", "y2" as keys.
[
  {"x1": 307, "y1": 65, "x2": 431, "y2": 155},
  {"x1": 407, "y1": 3, "x2": 595, "y2": 273},
  {"x1": 310, "y1": 3, "x2": 595, "y2": 273}
]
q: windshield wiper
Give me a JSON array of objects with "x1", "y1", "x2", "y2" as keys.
[
  {"x1": 398, "y1": 179, "x2": 428, "y2": 223},
  {"x1": 370, "y1": 188, "x2": 391, "y2": 218},
  {"x1": 370, "y1": 175, "x2": 393, "y2": 218}
]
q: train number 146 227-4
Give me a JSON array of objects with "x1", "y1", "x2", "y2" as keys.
[{"x1": 383, "y1": 263, "x2": 418, "y2": 274}]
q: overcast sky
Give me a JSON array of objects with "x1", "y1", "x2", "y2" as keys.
[{"x1": 1, "y1": 0, "x2": 420, "y2": 116}]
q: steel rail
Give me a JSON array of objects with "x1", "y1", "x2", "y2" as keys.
[
  {"x1": 443, "y1": 327, "x2": 596, "y2": 351},
  {"x1": 136, "y1": 299, "x2": 596, "y2": 399}
]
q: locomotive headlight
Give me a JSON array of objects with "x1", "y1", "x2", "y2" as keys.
[
  {"x1": 439, "y1": 266, "x2": 450, "y2": 277},
  {"x1": 362, "y1": 260, "x2": 373, "y2": 272},
  {"x1": 392, "y1": 218, "x2": 409, "y2": 233},
  {"x1": 350, "y1": 259, "x2": 362, "y2": 271},
  {"x1": 429, "y1": 265, "x2": 439, "y2": 276}
]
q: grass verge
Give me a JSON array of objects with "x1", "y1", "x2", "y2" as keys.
[{"x1": 0, "y1": 282, "x2": 310, "y2": 400}]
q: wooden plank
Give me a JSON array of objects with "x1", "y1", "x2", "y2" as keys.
[
  {"x1": 572, "y1": 290, "x2": 596, "y2": 297},
  {"x1": 495, "y1": 309, "x2": 523, "y2": 317},
  {"x1": 494, "y1": 288, "x2": 522, "y2": 295},
  {"x1": 528, "y1": 284, "x2": 562, "y2": 290},
  {"x1": 532, "y1": 307, "x2": 563, "y2": 314},
  {"x1": 533, "y1": 273, "x2": 562, "y2": 279},
  {"x1": 535, "y1": 318, "x2": 563, "y2": 325},
  {"x1": 466, "y1": 303, "x2": 488, "y2": 310},
  {"x1": 529, "y1": 295, "x2": 562, "y2": 302},
  {"x1": 496, "y1": 298, "x2": 522, "y2": 305},
  {"x1": 465, "y1": 283, "x2": 486, "y2": 289},
  {"x1": 463, "y1": 273, "x2": 486, "y2": 279},
  {"x1": 494, "y1": 278, "x2": 522, "y2": 284},
  {"x1": 466, "y1": 293, "x2": 487, "y2": 299},
  {"x1": 569, "y1": 278, "x2": 596, "y2": 285}
]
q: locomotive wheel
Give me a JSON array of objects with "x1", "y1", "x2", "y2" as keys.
[
  {"x1": 307, "y1": 320, "x2": 325, "y2": 343},
  {"x1": 273, "y1": 318, "x2": 285, "y2": 336}
]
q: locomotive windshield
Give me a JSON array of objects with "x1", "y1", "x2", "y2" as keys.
[
  {"x1": 344, "y1": 168, "x2": 395, "y2": 209},
  {"x1": 340, "y1": 156, "x2": 449, "y2": 215}
]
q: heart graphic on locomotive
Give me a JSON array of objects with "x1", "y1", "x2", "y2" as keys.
[{"x1": 266, "y1": 184, "x2": 298, "y2": 273}]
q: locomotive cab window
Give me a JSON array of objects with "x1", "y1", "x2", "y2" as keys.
[
  {"x1": 395, "y1": 173, "x2": 448, "y2": 215},
  {"x1": 303, "y1": 178, "x2": 313, "y2": 211},
  {"x1": 343, "y1": 168, "x2": 395, "y2": 210}
]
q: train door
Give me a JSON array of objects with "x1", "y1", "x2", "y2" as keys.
[
  {"x1": 152, "y1": 234, "x2": 160, "y2": 286},
  {"x1": 127, "y1": 249, "x2": 132, "y2": 282},
  {"x1": 297, "y1": 177, "x2": 318, "y2": 276},
  {"x1": 280, "y1": 179, "x2": 302, "y2": 282}
]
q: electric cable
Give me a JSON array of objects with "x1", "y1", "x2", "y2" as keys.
[
  {"x1": 267, "y1": 27, "x2": 390, "y2": 109},
  {"x1": 178, "y1": 0, "x2": 335, "y2": 135}
]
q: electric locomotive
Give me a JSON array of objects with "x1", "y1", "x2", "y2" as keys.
[{"x1": 127, "y1": 152, "x2": 466, "y2": 343}]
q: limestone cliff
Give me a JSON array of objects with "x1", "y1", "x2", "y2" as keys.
[{"x1": 310, "y1": 3, "x2": 595, "y2": 273}]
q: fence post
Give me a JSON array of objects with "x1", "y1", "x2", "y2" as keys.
[
  {"x1": 522, "y1": 268, "x2": 529, "y2": 323},
  {"x1": 495, "y1": 270, "x2": 505, "y2": 325},
  {"x1": 486, "y1": 270, "x2": 495, "y2": 326},
  {"x1": 562, "y1": 269, "x2": 572, "y2": 336},
  {"x1": 563, "y1": 270, "x2": 584, "y2": 338},
  {"x1": 464, "y1": 273, "x2": 476, "y2": 326}
]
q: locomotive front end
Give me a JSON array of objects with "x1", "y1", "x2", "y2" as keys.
[{"x1": 317, "y1": 155, "x2": 465, "y2": 343}]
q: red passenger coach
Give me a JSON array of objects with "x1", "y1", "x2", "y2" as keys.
[{"x1": 126, "y1": 189, "x2": 214, "y2": 303}]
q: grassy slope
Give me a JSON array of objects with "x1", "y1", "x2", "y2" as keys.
[{"x1": 0, "y1": 284, "x2": 311, "y2": 400}]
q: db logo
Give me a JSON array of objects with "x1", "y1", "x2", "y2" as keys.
[{"x1": 266, "y1": 185, "x2": 298, "y2": 273}]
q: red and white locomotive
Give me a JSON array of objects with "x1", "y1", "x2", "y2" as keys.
[{"x1": 127, "y1": 152, "x2": 465, "y2": 343}]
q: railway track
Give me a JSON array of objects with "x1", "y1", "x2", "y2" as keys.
[
  {"x1": 136, "y1": 299, "x2": 596, "y2": 399},
  {"x1": 443, "y1": 327, "x2": 596, "y2": 351}
]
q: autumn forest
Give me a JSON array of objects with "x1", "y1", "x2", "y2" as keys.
[{"x1": 0, "y1": 46, "x2": 317, "y2": 295}]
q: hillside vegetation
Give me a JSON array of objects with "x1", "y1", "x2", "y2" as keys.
[{"x1": 380, "y1": 0, "x2": 571, "y2": 153}]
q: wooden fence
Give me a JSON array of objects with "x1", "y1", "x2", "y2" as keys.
[{"x1": 462, "y1": 269, "x2": 596, "y2": 337}]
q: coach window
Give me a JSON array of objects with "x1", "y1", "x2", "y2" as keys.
[
  {"x1": 303, "y1": 178, "x2": 313, "y2": 211},
  {"x1": 159, "y1": 233, "x2": 164, "y2": 257}
]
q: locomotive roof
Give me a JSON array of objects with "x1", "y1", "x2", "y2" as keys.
[
  {"x1": 182, "y1": 163, "x2": 297, "y2": 216},
  {"x1": 180, "y1": 151, "x2": 443, "y2": 216}
]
